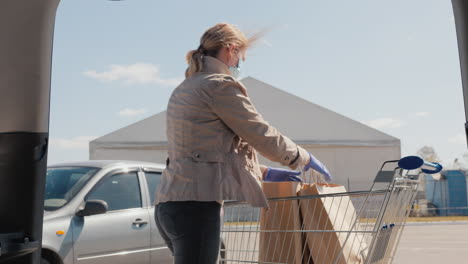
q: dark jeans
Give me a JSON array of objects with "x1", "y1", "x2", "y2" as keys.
[{"x1": 155, "y1": 201, "x2": 222, "y2": 264}]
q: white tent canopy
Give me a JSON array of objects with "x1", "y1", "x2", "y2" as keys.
[{"x1": 90, "y1": 77, "x2": 400, "y2": 190}]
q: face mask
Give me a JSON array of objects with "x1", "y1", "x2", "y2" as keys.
[{"x1": 228, "y1": 54, "x2": 242, "y2": 79}]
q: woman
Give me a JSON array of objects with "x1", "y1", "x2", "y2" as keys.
[{"x1": 154, "y1": 23, "x2": 332, "y2": 264}]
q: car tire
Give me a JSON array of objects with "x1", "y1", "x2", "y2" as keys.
[{"x1": 41, "y1": 257, "x2": 52, "y2": 264}]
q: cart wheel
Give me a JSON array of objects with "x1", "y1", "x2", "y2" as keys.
[{"x1": 219, "y1": 239, "x2": 226, "y2": 264}]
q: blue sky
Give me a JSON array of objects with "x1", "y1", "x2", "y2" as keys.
[{"x1": 48, "y1": 0, "x2": 466, "y2": 166}]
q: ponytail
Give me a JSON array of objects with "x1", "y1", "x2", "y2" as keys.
[{"x1": 185, "y1": 48, "x2": 204, "y2": 78}]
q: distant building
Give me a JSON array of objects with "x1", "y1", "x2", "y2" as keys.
[
  {"x1": 90, "y1": 77, "x2": 400, "y2": 191},
  {"x1": 424, "y1": 170, "x2": 468, "y2": 216}
]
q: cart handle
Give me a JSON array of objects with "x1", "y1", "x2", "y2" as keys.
[
  {"x1": 421, "y1": 161, "x2": 443, "y2": 174},
  {"x1": 397, "y1": 156, "x2": 443, "y2": 174}
]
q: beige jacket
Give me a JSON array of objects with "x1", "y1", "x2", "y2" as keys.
[{"x1": 154, "y1": 56, "x2": 309, "y2": 207}]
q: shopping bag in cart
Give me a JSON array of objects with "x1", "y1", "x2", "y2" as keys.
[
  {"x1": 259, "y1": 181, "x2": 305, "y2": 264},
  {"x1": 298, "y1": 183, "x2": 367, "y2": 264}
]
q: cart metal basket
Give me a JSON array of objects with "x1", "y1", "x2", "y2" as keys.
[{"x1": 220, "y1": 157, "x2": 442, "y2": 264}]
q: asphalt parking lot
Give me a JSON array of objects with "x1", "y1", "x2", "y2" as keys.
[{"x1": 393, "y1": 221, "x2": 468, "y2": 264}]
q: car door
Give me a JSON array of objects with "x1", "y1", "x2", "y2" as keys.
[
  {"x1": 72, "y1": 169, "x2": 151, "y2": 264},
  {"x1": 141, "y1": 169, "x2": 173, "y2": 263}
]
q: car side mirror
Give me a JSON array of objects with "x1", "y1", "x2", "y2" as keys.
[{"x1": 76, "y1": 200, "x2": 108, "y2": 217}]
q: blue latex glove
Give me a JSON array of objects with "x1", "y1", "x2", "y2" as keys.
[
  {"x1": 303, "y1": 152, "x2": 333, "y2": 182},
  {"x1": 264, "y1": 167, "x2": 302, "y2": 182}
]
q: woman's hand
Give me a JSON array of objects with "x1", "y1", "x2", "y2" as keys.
[
  {"x1": 264, "y1": 167, "x2": 302, "y2": 182},
  {"x1": 303, "y1": 153, "x2": 333, "y2": 182}
]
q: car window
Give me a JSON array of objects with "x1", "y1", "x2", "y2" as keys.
[
  {"x1": 87, "y1": 172, "x2": 142, "y2": 211},
  {"x1": 44, "y1": 167, "x2": 99, "y2": 211},
  {"x1": 144, "y1": 171, "x2": 162, "y2": 206}
]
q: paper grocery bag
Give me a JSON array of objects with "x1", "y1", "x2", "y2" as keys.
[
  {"x1": 298, "y1": 183, "x2": 367, "y2": 264},
  {"x1": 259, "y1": 181, "x2": 305, "y2": 264}
]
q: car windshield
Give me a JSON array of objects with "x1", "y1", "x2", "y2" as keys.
[{"x1": 44, "y1": 166, "x2": 99, "y2": 211}]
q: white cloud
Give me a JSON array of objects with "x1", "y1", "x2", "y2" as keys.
[
  {"x1": 448, "y1": 133, "x2": 467, "y2": 145},
  {"x1": 49, "y1": 136, "x2": 98, "y2": 150},
  {"x1": 362, "y1": 118, "x2": 402, "y2": 130},
  {"x1": 83, "y1": 63, "x2": 181, "y2": 86},
  {"x1": 414, "y1": 112, "x2": 429, "y2": 117},
  {"x1": 119, "y1": 108, "x2": 147, "y2": 117}
]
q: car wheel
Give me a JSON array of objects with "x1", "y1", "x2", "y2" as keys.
[{"x1": 41, "y1": 257, "x2": 52, "y2": 264}]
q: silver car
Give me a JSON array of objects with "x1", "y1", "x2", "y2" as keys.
[{"x1": 41, "y1": 160, "x2": 173, "y2": 264}]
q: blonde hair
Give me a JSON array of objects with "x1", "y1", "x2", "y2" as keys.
[{"x1": 185, "y1": 23, "x2": 263, "y2": 78}]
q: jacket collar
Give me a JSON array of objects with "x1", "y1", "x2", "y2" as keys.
[{"x1": 202, "y1": 56, "x2": 231, "y2": 75}]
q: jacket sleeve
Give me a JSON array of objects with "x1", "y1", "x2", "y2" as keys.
[{"x1": 209, "y1": 79, "x2": 309, "y2": 170}]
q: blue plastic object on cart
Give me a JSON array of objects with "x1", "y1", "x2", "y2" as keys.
[
  {"x1": 398, "y1": 156, "x2": 424, "y2": 170},
  {"x1": 398, "y1": 156, "x2": 443, "y2": 174}
]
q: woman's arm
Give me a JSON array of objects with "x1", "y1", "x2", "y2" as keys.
[{"x1": 210, "y1": 79, "x2": 309, "y2": 170}]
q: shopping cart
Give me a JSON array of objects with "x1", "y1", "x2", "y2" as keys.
[{"x1": 220, "y1": 156, "x2": 442, "y2": 264}]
